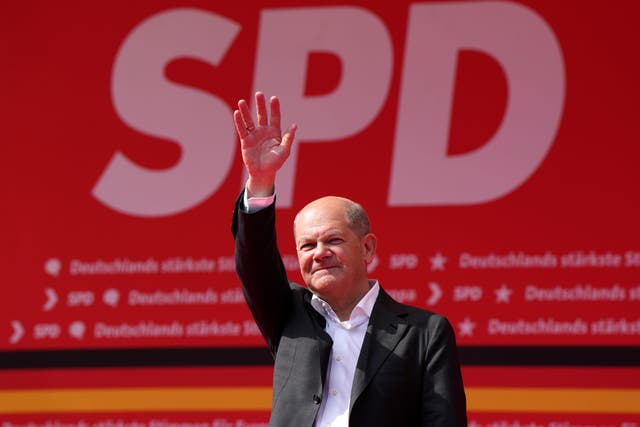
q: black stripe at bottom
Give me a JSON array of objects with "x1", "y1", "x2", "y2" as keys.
[
  {"x1": 1, "y1": 346, "x2": 639, "y2": 370},
  {"x1": 458, "y1": 345, "x2": 640, "y2": 366}
]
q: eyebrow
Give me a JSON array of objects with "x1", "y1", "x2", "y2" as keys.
[{"x1": 296, "y1": 229, "x2": 344, "y2": 243}]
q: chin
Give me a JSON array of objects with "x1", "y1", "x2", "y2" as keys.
[{"x1": 308, "y1": 277, "x2": 338, "y2": 294}]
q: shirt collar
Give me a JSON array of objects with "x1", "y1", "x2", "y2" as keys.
[{"x1": 311, "y1": 280, "x2": 380, "y2": 328}]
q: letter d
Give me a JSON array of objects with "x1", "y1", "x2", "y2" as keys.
[{"x1": 389, "y1": 2, "x2": 565, "y2": 205}]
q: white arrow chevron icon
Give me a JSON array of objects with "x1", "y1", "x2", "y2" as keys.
[
  {"x1": 43, "y1": 288, "x2": 58, "y2": 311},
  {"x1": 10, "y1": 321, "x2": 24, "y2": 344},
  {"x1": 427, "y1": 282, "x2": 442, "y2": 306}
]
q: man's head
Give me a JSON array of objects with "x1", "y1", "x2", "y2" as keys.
[{"x1": 293, "y1": 196, "x2": 377, "y2": 313}]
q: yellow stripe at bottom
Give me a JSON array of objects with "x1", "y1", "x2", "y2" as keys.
[
  {"x1": 0, "y1": 387, "x2": 638, "y2": 414},
  {"x1": 466, "y1": 387, "x2": 640, "y2": 414},
  {"x1": 0, "y1": 387, "x2": 272, "y2": 413}
]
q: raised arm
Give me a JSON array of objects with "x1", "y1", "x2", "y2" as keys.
[
  {"x1": 232, "y1": 92, "x2": 297, "y2": 355},
  {"x1": 233, "y1": 91, "x2": 297, "y2": 197}
]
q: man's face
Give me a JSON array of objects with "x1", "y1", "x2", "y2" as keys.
[{"x1": 294, "y1": 198, "x2": 375, "y2": 304}]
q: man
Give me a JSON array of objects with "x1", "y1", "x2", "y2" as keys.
[{"x1": 232, "y1": 92, "x2": 467, "y2": 426}]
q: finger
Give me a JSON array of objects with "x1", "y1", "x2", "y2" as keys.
[
  {"x1": 237, "y1": 99, "x2": 255, "y2": 131},
  {"x1": 255, "y1": 92, "x2": 268, "y2": 126},
  {"x1": 270, "y1": 96, "x2": 281, "y2": 131},
  {"x1": 280, "y1": 123, "x2": 297, "y2": 155},
  {"x1": 233, "y1": 110, "x2": 249, "y2": 139}
]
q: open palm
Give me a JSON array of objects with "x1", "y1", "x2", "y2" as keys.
[{"x1": 234, "y1": 92, "x2": 297, "y2": 186}]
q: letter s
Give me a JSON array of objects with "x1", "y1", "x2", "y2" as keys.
[{"x1": 94, "y1": 8, "x2": 240, "y2": 217}]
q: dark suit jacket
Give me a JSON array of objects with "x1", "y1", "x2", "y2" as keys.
[{"x1": 232, "y1": 193, "x2": 467, "y2": 426}]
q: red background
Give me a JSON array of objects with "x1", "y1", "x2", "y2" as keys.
[{"x1": 2, "y1": 0, "x2": 639, "y2": 422}]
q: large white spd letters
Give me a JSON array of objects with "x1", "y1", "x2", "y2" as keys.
[{"x1": 95, "y1": 2, "x2": 565, "y2": 217}]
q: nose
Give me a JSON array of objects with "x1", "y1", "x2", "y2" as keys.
[{"x1": 313, "y1": 242, "x2": 332, "y2": 261}]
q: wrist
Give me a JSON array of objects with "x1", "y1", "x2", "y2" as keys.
[{"x1": 246, "y1": 175, "x2": 275, "y2": 198}]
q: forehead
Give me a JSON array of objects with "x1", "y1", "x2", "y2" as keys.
[{"x1": 294, "y1": 201, "x2": 350, "y2": 237}]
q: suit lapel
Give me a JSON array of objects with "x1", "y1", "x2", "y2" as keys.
[
  {"x1": 350, "y1": 290, "x2": 408, "y2": 408},
  {"x1": 304, "y1": 292, "x2": 333, "y2": 387}
]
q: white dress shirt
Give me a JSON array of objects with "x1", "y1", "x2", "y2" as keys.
[
  {"x1": 243, "y1": 190, "x2": 275, "y2": 213},
  {"x1": 310, "y1": 281, "x2": 379, "y2": 427}
]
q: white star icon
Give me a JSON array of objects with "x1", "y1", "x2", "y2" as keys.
[
  {"x1": 458, "y1": 317, "x2": 476, "y2": 336},
  {"x1": 429, "y1": 252, "x2": 447, "y2": 271},
  {"x1": 468, "y1": 421, "x2": 482, "y2": 427},
  {"x1": 494, "y1": 284, "x2": 513, "y2": 303}
]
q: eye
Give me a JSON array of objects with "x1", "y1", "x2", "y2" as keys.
[
  {"x1": 328, "y1": 238, "x2": 344, "y2": 245},
  {"x1": 299, "y1": 242, "x2": 315, "y2": 251}
]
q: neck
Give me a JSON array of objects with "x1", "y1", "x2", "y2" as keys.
[{"x1": 326, "y1": 282, "x2": 371, "y2": 321}]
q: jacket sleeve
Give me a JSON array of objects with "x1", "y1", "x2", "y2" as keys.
[
  {"x1": 231, "y1": 190, "x2": 292, "y2": 356},
  {"x1": 421, "y1": 315, "x2": 468, "y2": 426}
]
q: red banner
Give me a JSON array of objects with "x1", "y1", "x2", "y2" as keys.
[
  {"x1": 2, "y1": 0, "x2": 639, "y2": 421},
  {"x1": 3, "y1": 0, "x2": 639, "y2": 350}
]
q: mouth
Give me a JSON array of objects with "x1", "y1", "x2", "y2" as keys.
[{"x1": 311, "y1": 265, "x2": 338, "y2": 274}]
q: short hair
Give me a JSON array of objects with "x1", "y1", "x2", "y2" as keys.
[
  {"x1": 344, "y1": 201, "x2": 370, "y2": 238},
  {"x1": 293, "y1": 197, "x2": 371, "y2": 239}
]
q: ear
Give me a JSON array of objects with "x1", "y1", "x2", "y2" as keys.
[{"x1": 362, "y1": 233, "x2": 377, "y2": 264}]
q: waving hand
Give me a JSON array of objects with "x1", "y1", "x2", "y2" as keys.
[{"x1": 233, "y1": 92, "x2": 297, "y2": 197}]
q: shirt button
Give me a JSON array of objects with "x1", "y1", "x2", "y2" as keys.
[
  {"x1": 336, "y1": 355, "x2": 342, "y2": 361},
  {"x1": 331, "y1": 389, "x2": 338, "y2": 396}
]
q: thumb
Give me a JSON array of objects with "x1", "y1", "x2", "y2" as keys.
[{"x1": 280, "y1": 124, "x2": 297, "y2": 155}]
